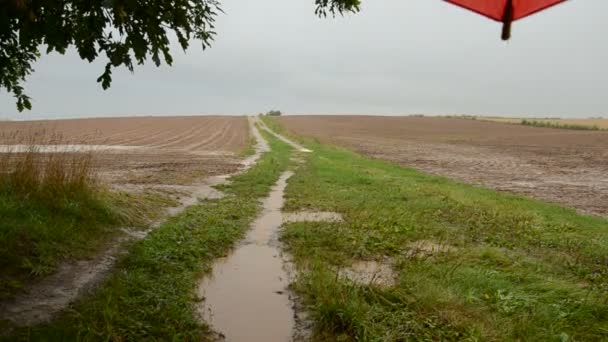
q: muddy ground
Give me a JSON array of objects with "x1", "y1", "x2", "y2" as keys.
[
  {"x1": 278, "y1": 115, "x2": 608, "y2": 217},
  {"x1": 0, "y1": 116, "x2": 249, "y2": 186}
]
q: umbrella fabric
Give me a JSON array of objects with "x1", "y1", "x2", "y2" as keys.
[{"x1": 445, "y1": 0, "x2": 567, "y2": 39}]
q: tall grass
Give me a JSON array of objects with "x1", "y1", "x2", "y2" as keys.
[
  {"x1": 0, "y1": 129, "x2": 116, "y2": 299},
  {"x1": 0, "y1": 130, "x2": 96, "y2": 204}
]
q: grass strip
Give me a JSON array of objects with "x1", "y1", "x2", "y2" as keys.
[
  {"x1": 264, "y1": 116, "x2": 608, "y2": 341},
  {"x1": 0, "y1": 175, "x2": 173, "y2": 300},
  {"x1": 3, "y1": 130, "x2": 292, "y2": 341}
]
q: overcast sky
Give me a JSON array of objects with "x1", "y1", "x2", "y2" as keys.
[{"x1": 0, "y1": 0, "x2": 606, "y2": 120}]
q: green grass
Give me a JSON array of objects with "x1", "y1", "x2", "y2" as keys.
[
  {"x1": 0, "y1": 141, "x2": 173, "y2": 300},
  {"x1": 0, "y1": 186, "x2": 172, "y2": 300},
  {"x1": 3, "y1": 130, "x2": 293, "y2": 340},
  {"x1": 264, "y1": 117, "x2": 608, "y2": 341}
]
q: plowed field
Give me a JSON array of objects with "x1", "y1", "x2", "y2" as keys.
[
  {"x1": 0, "y1": 116, "x2": 249, "y2": 185},
  {"x1": 278, "y1": 115, "x2": 608, "y2": 217}
]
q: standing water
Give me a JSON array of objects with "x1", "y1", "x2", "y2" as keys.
[{"x1": 198, "y1": 171, "x2": 295, "y2": 341}]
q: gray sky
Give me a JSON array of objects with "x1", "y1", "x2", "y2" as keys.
[{"x1": 1, "y1": 0, "x2": 606, "y2": 120}]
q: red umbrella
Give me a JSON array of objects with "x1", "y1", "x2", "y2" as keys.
[{"x1": 444, "y1": 0, "x2": 568, "y2": 40}]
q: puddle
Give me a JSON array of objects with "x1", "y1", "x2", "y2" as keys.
[
  {"x1": 198, "y1": 171, "x2": 295, "y2": 341},
  {"x1": 283, "y1": 211, "x2": 343, "y2": 223},
  {"x1": 0, "y1": 144, "x2": 141, "y2": 153},
  {"x1": 341, "y1": 260, "x2": 395, "y2": 287}
]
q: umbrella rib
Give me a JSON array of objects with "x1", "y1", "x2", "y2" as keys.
[{"x1": 502, "y1": 0, "x2": 514, "y2": 40}]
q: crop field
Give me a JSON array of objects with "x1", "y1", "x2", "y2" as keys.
[
  {"x1": 0, "y1": 116, "x2": 249, "y2": 185},
  {"x1": 277, "y1": 115, "x2": 608, "y2": 218}
]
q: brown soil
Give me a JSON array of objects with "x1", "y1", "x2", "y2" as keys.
[
  {"x1": 0, "y1": 116, "x2": 250, "y2": 185},
  {"x1": 278, "y1": 115, "x2": 608, "y2": 218}
]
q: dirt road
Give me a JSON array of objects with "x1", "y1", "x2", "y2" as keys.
[{"x1": 278, "y1": 115, "x2": 608, "y2": 217}]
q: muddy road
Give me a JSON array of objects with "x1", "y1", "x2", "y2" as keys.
[{"x1": 278, "y1": 115, "x2": 608, "y2": 217}]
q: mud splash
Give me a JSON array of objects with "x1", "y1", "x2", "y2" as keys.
[
  {"x1": 198, "y1": 171, "x2": 295, "y2": 341},
  {"x1": 341, "y1": 260, "x2": 395, "y2": 287},
  {"x1": 283, "y1": 211, "x2": 343, "y2": 223},
  {"x1": 0, "y1": 117, "x2": 269, "y2": 327},
  {"x1": 406, "y1": 240, "x2": 455, "y2": 258}
]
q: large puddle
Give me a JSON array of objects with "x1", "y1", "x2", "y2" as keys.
[{"x1": 198, "y1": 171, "x2": 295, "y2": 341}]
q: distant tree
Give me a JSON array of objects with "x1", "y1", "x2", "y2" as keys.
[
  {"x1": 266, "y1": 110, "x2": 282, "y2": 116},
  {"x1": 0, "y1": 0, "x2": 360, "y2": 111}
]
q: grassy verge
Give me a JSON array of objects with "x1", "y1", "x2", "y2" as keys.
[
  {"x1": 0, "y1": 133, "x2": 172, "y2": 300},
  {"x1": 4, "y1": 130, "x2": 292, "y2": 340},
  {"x1": 0, "y1": 186, "x2": 172, "y2": 300},
  {"x1": 265, "y1": 117, "x2": 608, "y2": 341}
]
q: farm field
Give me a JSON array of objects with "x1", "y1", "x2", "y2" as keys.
[
  {"x1": 0, "y1": 116, "x2": 250, "y2": 185},
  {"x1": 277, "y1": 115, "x2": 608, "y2": 218}
]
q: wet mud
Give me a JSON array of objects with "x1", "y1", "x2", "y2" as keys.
[
  {"x1": 283, "y1": 211, "x2": 343, "y2": 223},
  {"x1": 341, "y1": 260, "x2": 396, "y2": 287}
]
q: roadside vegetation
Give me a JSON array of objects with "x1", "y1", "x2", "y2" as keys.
[
  {"x1": 265, "y1": 109, "x2": 283, "y2": 116},
  {"x1": 520, "y1": 119, "x2": 605, "y2": 131},
  {"x1": 4, "y1": 130, "x2": 293, "y2": 340},
  {"x1": 437, "y1": 115, "x2": 608, "y2": 131},
  {"x1": 265, "y1": 117, "x2": 608, "y2": 341},
  {"x1": 0, "y1": 131, "x2": 171, "y2": 300},
  {"x1": 471, "y1": 116, "x2": 608, "y2": 131}
]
